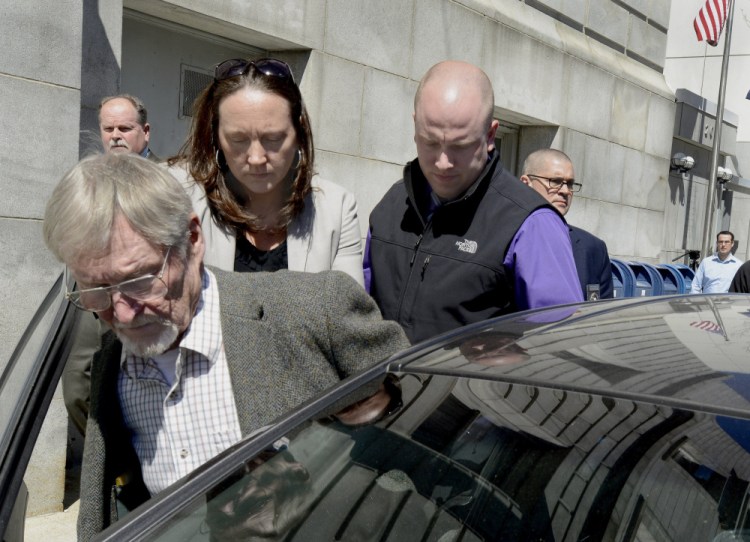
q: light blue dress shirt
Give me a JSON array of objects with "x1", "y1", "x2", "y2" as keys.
[{"x1": 690, "y1": 252, "x2": 744, "y2": 293}]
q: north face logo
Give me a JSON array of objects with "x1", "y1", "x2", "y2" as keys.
[{"x1": 456, "y1": 239, "x2": 478, "y2": 254}]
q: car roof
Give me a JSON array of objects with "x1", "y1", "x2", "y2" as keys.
[{"x1": 390, "y1": 294, "x2": 750, "y2": 419}]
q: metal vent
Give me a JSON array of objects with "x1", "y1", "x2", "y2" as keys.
[{"x1": 180, "y1": 66, "x2": 213, "y2": 118}]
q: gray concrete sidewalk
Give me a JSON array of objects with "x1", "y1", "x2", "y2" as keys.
[
  {"x1": 23, "y1": 417, "x2": 82, "y2": 541},
  {"x1": 25, "y1": 500, "x2": 78, "y2": 541}
]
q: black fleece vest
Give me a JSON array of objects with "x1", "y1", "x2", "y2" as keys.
[{"x1": 369, "y1": 152, "x2": 550, "y2": 344}]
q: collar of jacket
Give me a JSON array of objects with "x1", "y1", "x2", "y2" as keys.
[
  {"x1": 208, "y1": 265, "x2": 265, "y2": 321},
  {"x1": 404, "y1": 150, "x2": 500, "y2": 225}
]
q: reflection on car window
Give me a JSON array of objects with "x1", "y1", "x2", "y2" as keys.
[
  {"x1": 204, "y1": 447, "x2": 312, "y2": 541},
  {"x1": 147, "y1": 375, "x2": 750, "y2": 542}
]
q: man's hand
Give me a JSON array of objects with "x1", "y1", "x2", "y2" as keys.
[{"x1": 334, "y1": 375, "x2": 402, "y2": 426}]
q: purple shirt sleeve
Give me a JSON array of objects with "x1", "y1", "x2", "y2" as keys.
[{"x1": 503, "y1": 208, "x2": 584, "y2": 311}]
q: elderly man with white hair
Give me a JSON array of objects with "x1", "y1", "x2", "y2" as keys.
[{"x1": 43, "y1": 153, "x2": 407, "y2": 540}]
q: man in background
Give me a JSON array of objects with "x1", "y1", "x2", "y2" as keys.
[
  {"x1": 367, "y1": 60, "x2": 582, "y2": 344},
  {"x1": 99, "y1": 94, "x2": 159, "y2": 161},
  {"x1": 691, "y1": 231, "x2": 743, "y2": 293},
  {"x1": 521, "y1": 149, "x2": 613, "y2": 300}
]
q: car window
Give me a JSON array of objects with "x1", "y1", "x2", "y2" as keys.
[
  {"x1": 128, "y1": 372, "x2": 750, "y2": 542},
  {"x1": 148, "y1": 419, "x2": 489, "y2": 542}
]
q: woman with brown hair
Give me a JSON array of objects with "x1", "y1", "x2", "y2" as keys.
[{"x1": 171, "y1": 58, "x2": 364, "y2": 285}]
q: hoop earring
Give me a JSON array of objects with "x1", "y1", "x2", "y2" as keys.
[
  {"x1": 294, "y1": 148, "x2": 302, "y2": 170},
  {"x1": 215, "y1": 148, "x2": 227, "y2": 171}
]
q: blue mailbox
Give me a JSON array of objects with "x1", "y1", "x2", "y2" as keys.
[
  {"x1": 656, "y1": 264, "x2": 685, "y2": 295},
  {"x1": 672, "y1": 263, "x2": 696, "y2": 291},
  {"x1": 627, "y1": 261, "x2": 664, "y2": 297},
  {"x1": 611, "y1": 259, "x2": 636, "y2": 298}
]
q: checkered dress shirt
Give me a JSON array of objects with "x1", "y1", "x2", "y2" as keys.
[{"x1": 118, "y1": 268, "x2": 242, "y2": 495}]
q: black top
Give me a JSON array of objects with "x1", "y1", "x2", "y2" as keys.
[
  {"x1": 729, "y1": 260, "x2": 750, "y2": 293},
  {"x1": 234, "y1": 235, "x2": 288, "y2": 272}
]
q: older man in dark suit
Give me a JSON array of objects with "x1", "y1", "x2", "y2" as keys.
[
  {"x1": 43, "y1": 153, "x2": 407, "y2": 540},
  {"x1": 521, "y1": 149, "x2": 613, "y2": 300}
]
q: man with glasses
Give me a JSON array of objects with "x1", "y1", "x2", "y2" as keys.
[
  {"x1": 367, "y1": 61, "x2": 582, "y2": 344},
  {"x1": 521, "y1": 149, "x2": 613, "y2": 301},
  {"x1": 691, "y1": 231, "x2": 742, "y2": 293},
  {"x1": 44, "y1": 153, "x2": 407, "y2": 539}
]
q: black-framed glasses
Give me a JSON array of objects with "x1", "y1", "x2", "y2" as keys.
[
  {"x1": 527, "y1": 174, "x2": 582, "y2": 193},
  {"x1": 65, "y1": 247, "x2": 172, "y2": 312},
  {"x1": 214, "y1": 58, "x2": 295, "y2": 83}
]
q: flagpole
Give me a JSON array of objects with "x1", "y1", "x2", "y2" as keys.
[{"x1": 700, "y1": 0, "x2": 735, "y2": 261}]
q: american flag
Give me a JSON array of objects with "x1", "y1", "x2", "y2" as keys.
[
  {"x1": 694, "y1": 0, "x2": 730, "y2": 46},
  {"x1": 690, "y1": 320, "x2": 723, "y2": 334}
]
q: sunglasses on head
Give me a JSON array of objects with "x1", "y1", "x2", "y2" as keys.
[{"x1": 213, "y1": 58, "x2": 295, "y2": 83}]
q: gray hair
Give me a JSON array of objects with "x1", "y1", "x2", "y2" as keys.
[
  {"x1": 44, "y1": 153, "x2": 193, "y2": 264},
  {"x1": 98, "y1": 94, "x2": 148, "y2": 126}
]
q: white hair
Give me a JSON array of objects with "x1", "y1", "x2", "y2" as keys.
[{"x1": 44, "y1": 153, "x2": 193, "y2": 264}]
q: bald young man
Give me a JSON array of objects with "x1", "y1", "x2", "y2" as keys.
[
  {"x1": 367, "y1": 61, "x2": 583, "y2": 344},
  {"x1": 521, "y1": 149, "x2": 613, "y2": 300}
]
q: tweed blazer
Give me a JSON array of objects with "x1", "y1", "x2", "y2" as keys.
[
  {"x1": 170, "y1": 165, "x2": 365, "y2": 287},
  {"x1": 77, "y1": 268, "x2": 408, "y2": 541}
]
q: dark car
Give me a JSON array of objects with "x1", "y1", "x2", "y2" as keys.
[{"x1": 5, "y1": 277, "x2": 750, "y2": 541}]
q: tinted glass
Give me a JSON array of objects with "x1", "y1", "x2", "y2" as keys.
[
  {"x1": 145, "y1": 371, "x2": 750, "y2": 542},
  {"x1": 401, "y1": 295, "x2": 750, "y2": 414}
]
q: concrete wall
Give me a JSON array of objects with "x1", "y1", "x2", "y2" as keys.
[
  {"x1": 79, "y1": 0, "x2": 123, "y2": 158},
  {"x1": 0, "y1": 1, "x2": 81, "y2": 368}
]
